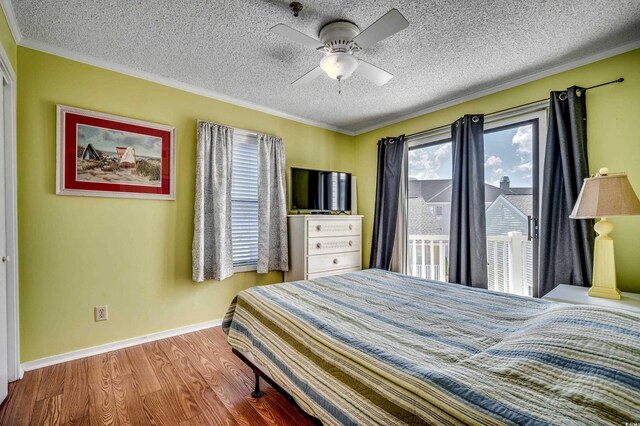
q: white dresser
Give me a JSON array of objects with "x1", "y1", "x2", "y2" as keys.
[{"x1": 285, "y1": 215, "x2": 363, "y2": 281}]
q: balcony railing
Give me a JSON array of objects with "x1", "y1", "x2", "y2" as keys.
[{"x1": 408, "y1": 232, "x2": 533, "y2": 296}]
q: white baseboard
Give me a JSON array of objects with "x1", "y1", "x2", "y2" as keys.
[{"x1": 20, "y1": 318, "x2": 222, "y2": 372}]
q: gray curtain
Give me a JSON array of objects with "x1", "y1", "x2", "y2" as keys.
[
  {"x1": 390, "y1": 141, "x2": 408, "y2": 273},
  {"x1": 449, "y1": 115, "x2": 488, "y2": 288},
  {"x1": 370, "y1": 135, "x2": 407, "y2": 270},
  {"x1": 538, "y1": 86, "x2": 594, "y2": 297},
  {"x1": 257, "y1": 134, "x2": 289, "y2": 273},
  {"x1": 192, "y1": 121, "x2": 234, "y2": 282}
]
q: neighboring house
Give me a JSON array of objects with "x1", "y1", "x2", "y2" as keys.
[
  {"x1": 486, "y1": 193, "x2": 533, "y2": 236},
  {"x1": 408, "y1": 176, "x2": 532, "y2": 236}
]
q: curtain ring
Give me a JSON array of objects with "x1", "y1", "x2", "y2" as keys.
[
  {"x1": 559, "y1": 92, "x2": 567, "y2": 101},
  {"x1": 576, "y1": 89, "x2": 582, "y2": 97},
  {"x1": 472, "y1": 116, "x2": 479, "y2": 123},
  {"x1": 455, "y1": 120, "x2": 460, "y2": 127}
]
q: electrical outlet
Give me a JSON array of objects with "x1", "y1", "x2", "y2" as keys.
[{"x1": 95, "y1": 305, "x2": 108, "y2": 322}]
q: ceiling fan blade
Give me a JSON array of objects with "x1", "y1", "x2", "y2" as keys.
[
  {"x1": 356, "y1": 60, "x2": 393, "y2": 86},
  {"x1": 291, "y1": 66, "x2": 325, "y2": 86},
  {"x1": 269, "y1": 24, "x2": 324, "y2": 50},
  {"x1": 352, "y1": 9, "x2": 409, "y2": 49}
]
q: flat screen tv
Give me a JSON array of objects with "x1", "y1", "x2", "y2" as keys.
[{"x1": 291, "y1": 167, "x2": 351, "y2": 212}]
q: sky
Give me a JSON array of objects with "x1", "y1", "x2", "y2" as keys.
[
  {"x1": 77, "y1": 124, "x2": 162, "y2": 159},
  {"x1": 408, "y1": 124, "x2": 534, "y2": 188}
]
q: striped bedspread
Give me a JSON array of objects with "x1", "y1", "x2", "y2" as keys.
[{"x1": 223, "y1": 269, "x2": 640, "y2": 425}]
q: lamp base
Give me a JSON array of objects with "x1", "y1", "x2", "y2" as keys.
[
  {"x1": 588, "y1": 286, "x2": 621, "y2": 300},
  {"x1": 589, "y1": 217, "x2": 621, "y2": 300}
]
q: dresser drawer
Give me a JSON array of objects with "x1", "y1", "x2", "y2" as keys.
[
  {"x1": 308, "y1": 251, "x2": 361, "y2": 274},
  {"x1": 308, "y1": 236, "x2": 360, "y2": 255},
  {"x1": 307, "y1": 267, "x2": 361, "y2": 280},
  {"x1": 307, "y1": 219, "x2": 361, "y2": 237}
]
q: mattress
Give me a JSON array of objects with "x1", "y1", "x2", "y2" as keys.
[{"x1": 223, "y1": 269, "x2": 640, "y2": 425}]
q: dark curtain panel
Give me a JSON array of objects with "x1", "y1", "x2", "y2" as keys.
[
  {"x1": 449, "y1": 115, "x2": 488, "y2": 288},
  {"x1": 538, "y1": 86, "x2": 594, "y2": 297},
  {"x1": 370, "y1": 135, "x2": 406, "y2": 270}
]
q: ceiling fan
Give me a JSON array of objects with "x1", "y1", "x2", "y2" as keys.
[{"x1": 269, "y1": 8, "x2": 409, "y2": 92}]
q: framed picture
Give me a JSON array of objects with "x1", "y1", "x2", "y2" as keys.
[{"x1": 56, "y1": 105, "x2": 176, "y2": 200}]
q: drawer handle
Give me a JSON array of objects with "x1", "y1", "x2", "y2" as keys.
[
  {"x1": 316, "y1": 225, "x2": 322, "y2": 231},
  {"x1": 348, "y1": 224, "x2": 353, "y2": 230},
  {"x1": 348, "y1": 240, "x2": 353, "y2": 247},
  {"x1": 316, "y1": 242, "x2": 322, "y2": 249},
  {"x1": 333, "y1": 258, "x2": 339, "y2": 264}
]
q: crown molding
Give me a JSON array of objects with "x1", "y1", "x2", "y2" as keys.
[
  {"x1": 0, "y1": 0, "x2": 22, "y2": 44},
  {"x1": 19, "y1": 37, "x2": 357, "y2": 136},
  {"x1": 351, "y1": 38, "x2": 640, "y2": 135},
  {"x1": 14, "y1": 30, "x2": 640, "y2": 138}
]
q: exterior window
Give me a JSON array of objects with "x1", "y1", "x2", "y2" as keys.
[{"x1": 231, "y1": 133, "x2": 259, "y2": 269}]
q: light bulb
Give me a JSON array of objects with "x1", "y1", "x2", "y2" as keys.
[{"x1": 320, "y1": 53, "x2": 359, "y2": 81}]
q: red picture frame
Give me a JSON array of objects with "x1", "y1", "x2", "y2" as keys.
[{"x1": 56, "y1": 105, "x2": 176, "y2": 200}]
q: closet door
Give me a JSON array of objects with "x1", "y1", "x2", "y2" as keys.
[{"x1": 0, "y1": 69, "x2": 8, "y2": 403}]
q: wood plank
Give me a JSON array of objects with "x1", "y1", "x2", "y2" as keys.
[
  {"x1": 139, "y1": 390, "x2": 182, "y2": 426},
  {"x1": 156, "y1": 336, "x2": 187, "y2": 361},
  {"x1": 124, "y1": 345, "x2": 161, "y2": 396},
  {"x1": 36, "y1": 363, "x2": 66, "y2": 401},
  {"x1": 172, "y1": 355, "x2": 237, "y2": 426},
  {"x1": 62, "y1": 415, "x2": 90, "y2": 426},
  {"x1": 31, "y1": 394, "x2": 62, "y2": 426},
  {"x1": 173, "y1": 334, "x2": 267, "y2": 426},
  {"x1": 86, "y1": 354, "x2": 116, "y2": 426},
  {"x1": 142, "y1": 341, "x2": 201, "y2": 422},
  {"x1": 107, "y1": 350, "x2": 132, "y2": 384},
  {"x1": 0, "y1": 369, "x2": 41, "y2": 426},
  {"x1": 61, "y1": 358, "x2": 89, "y2": 424},
  {"x1": 179, "y1": 414, "x2": 209, "y2": 426},
  {"x1": 117, "y1": 374, "x2": 149, "y2": 426}
]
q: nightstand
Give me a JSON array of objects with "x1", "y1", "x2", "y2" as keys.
[{"x1": 543, "y1": 284, "x2": 640, "y2": 314}]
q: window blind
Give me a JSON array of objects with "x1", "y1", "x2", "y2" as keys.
[{"x1": 231, "y1": 133, "x2": 259, "y2": 267}]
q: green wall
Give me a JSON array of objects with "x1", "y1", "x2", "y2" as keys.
[
  {"x1": 18, "y1": 47, "x2": 355, "y2": 362},
  {"x1": 0, "y1": 5, "x2": 16, "y2": 73},
  {"x1": 354, "y1": 49, "x2": 640, "y2": 292}
]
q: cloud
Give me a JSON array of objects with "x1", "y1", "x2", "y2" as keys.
[
  {"x1": 512, "y1": 126, "x2": 532, "y2": 158},
  {"x1": 515, "y1": 162, "x2": 532, "y2": 172},
  {"x1": 77, "y1": 124, "x2": 162, "y2": 158},
  {"x1": 408, "y1": 143, "x2": 452, "y2": 180},
  {"x1": 484, "y1": 155, "x2": 502, "y2": 167}
]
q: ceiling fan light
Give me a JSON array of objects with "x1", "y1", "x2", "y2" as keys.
[{"x1": 320, "y1": 53, "x2": 359, "y2": 80}]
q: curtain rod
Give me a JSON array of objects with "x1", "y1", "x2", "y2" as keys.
[{"x1": 403, "y1": 77, "x2": 624, "y2": 140}]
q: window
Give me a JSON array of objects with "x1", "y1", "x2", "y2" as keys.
[
  {"x1": 407, "y1": 109, "x2": 547, "y2": 297},
  {"x1": 231, "y1": 132, "x2": 259, "y2": 270}
]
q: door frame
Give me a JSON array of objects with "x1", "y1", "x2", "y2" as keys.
[
  {"x1": 0, "y1": 44, "x2": 20, "y2": 381},
  {"x1": 484, "y1": 106, "x2": 548, "y2": 296}
]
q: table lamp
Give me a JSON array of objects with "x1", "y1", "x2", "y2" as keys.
[{"x1": 570, "y1": 168, "x2": 640, "y2": 299}]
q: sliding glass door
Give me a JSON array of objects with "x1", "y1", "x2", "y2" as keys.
[
  {"x1": 407, "y1": 135, "x2": 452, "y2": 282},
  {"x1": 407, "y1": 110, "x2": 546, "y2": 297}
]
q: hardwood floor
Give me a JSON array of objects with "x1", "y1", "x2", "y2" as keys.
[{"x1": 0, "y1": 327, "x2": 316, "y2": 425}]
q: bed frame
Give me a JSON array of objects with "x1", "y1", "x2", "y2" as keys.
[{"x1": 232, "y1": 348, "x2": 322, "y2": 425}]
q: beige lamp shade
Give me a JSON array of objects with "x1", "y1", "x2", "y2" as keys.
[{"x1": 570, "y1": 171, "x2": 640, "y2": 219}]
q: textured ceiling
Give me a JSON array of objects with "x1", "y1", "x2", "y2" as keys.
[{"x1": 13, "y1": 0, "x2": 640, "y2": 133}]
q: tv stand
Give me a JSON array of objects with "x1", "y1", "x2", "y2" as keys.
[{"x1": 286, "y1": 215, "x2": 363, "y2": 282}]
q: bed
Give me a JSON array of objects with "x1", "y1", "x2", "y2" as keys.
[{"x1": 223, "y1": 269, "x2": 640, "y2": 425}]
